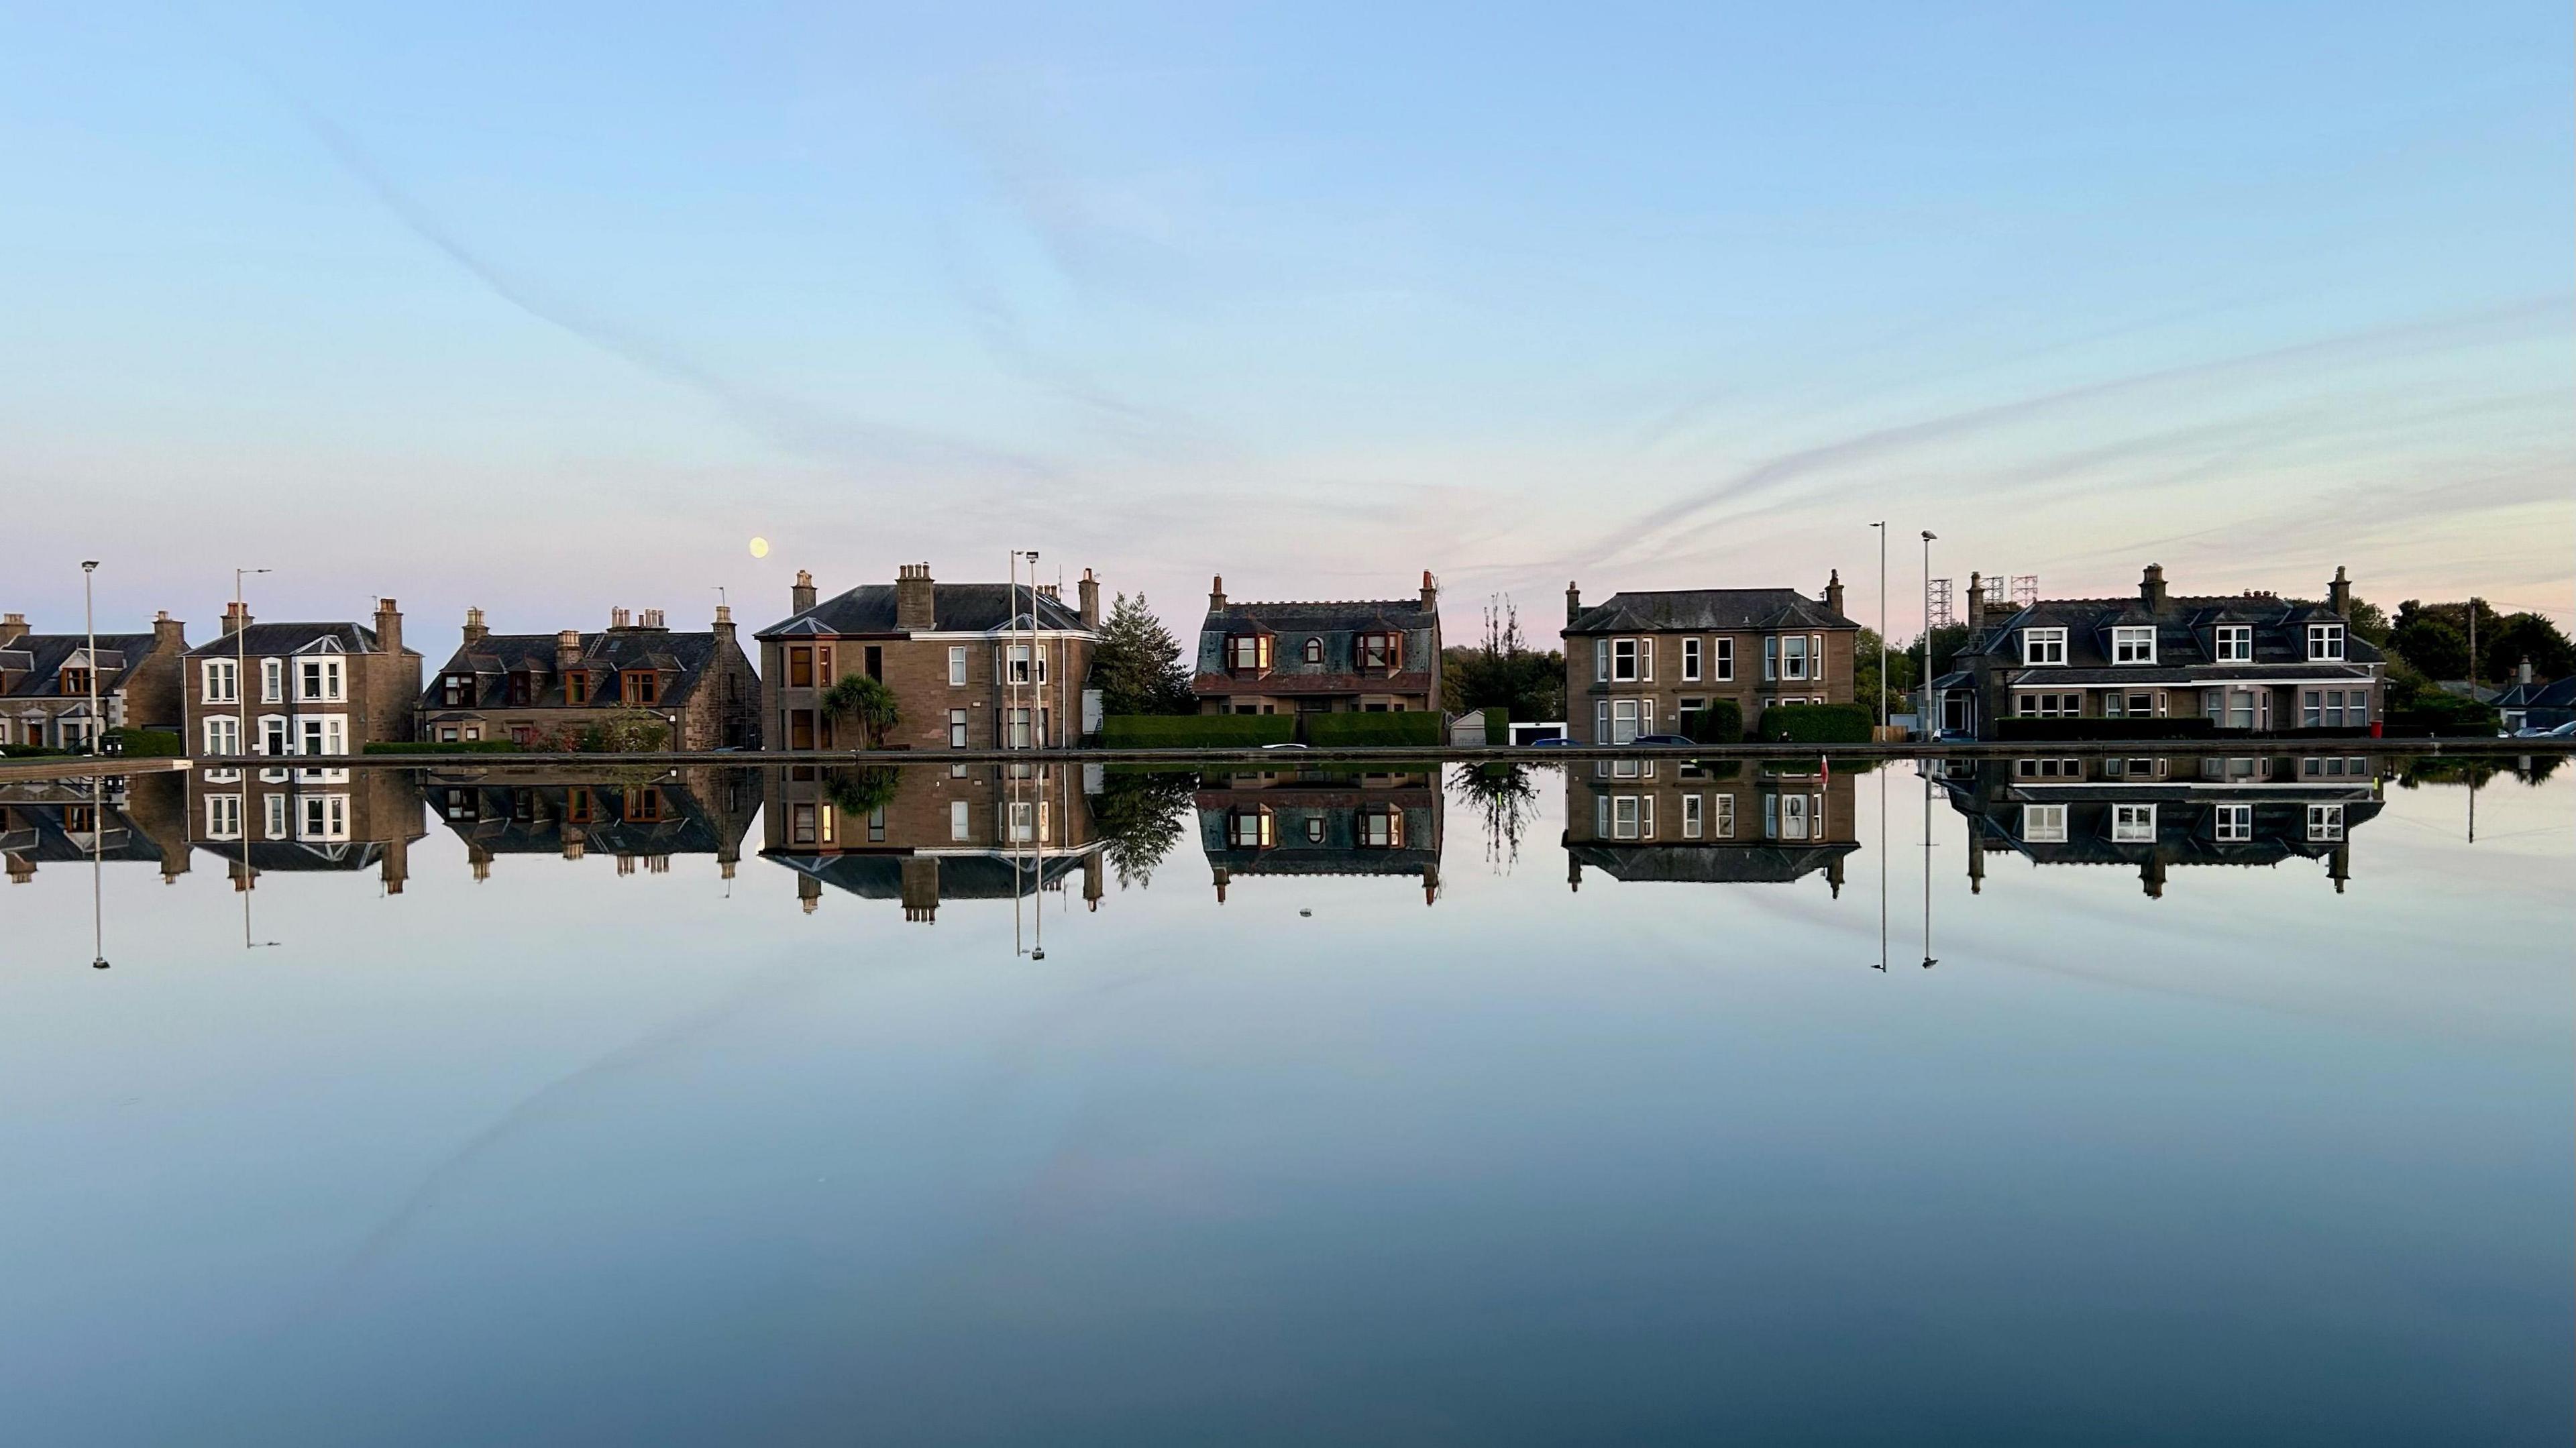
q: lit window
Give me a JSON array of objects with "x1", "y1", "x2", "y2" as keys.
[{"x1": 1227, "y1": 635, "x2": 1268, "y2": 672}]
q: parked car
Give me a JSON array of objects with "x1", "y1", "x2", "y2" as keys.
[
  {"x1": 1631, "y1": 734, "x2": 1697, "y2": 746},
  {"x1": 1261, "y1": 741, "x2": 1311, "y2": 751},
  {"x1": 2514, "y1": 720, "x2": 2576, "y2": 739},
  {"x1": 1527, "y1": 736, "x2": 1576, "y2": 747}
]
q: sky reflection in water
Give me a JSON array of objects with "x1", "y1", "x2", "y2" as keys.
[{"x1": 1, "y1": 759, "x2": 2568, "y2": 1446}]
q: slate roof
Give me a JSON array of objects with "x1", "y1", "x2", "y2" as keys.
[
  {"x1": 759, "y1": 584, "x2": 1089, "y2": 639},
  {"x1": 1, "y1": 634, "x2": 151, "y2": 700},
  {"x1": 185, "y1": 622, "x2": 406, "y2": 657},
  {"x1": 1960, "y1": 595, "x2": 2385, "y2": 675},
  {"x1": 1565, "y1": 588, "x2": 1854, "y2": 636},
  {"x1": 1567, "y1": 841, "x2": 1857, "y2": 884},
  {"x1": 421, "y1": 629, "x2": 731, "y2": 712},
  {"x1": 765, "y1": 849, "x2": 1091, "y2": 900},
  {"x1": 1193, "y1": 595, "x2": 1441, "y2": 694},
  {"x1": 433, "y1": 782, "x2": 735, "y2": 858},
  {"x1": 0, "y1": 803, "x2": 165, "y2": 864},
  {"x1": 1204, "y1": 598, "x2": 1438, "y2": 633},
  {"x1": 1953, "y1": 795, "x2": 2383, "y2": 869},
  {"x1": 2490, "y1": 675, "x2": 2576, "y2": 710}
]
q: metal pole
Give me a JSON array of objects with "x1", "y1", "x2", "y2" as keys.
[
  {"x1": 1871, "y1": 522, "x2": 1886, "y2": 728},
  {"x1": 81, "y1": 561, "x2": 100, "y2": 753},
  {"x1": 1920, "y1": 532, "x2": 1937, "y2": 739}
]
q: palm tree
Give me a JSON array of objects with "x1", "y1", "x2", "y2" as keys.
[{"x1": 818, "y1": 673, "x2": 900, "y2": 749}]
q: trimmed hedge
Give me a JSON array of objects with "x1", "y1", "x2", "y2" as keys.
[
  {"x1": 1481, "y1": 706, "x2": 1508, "y2": 742},
  {"x1": 1102, "y1": 714, "x2": 1295, "y2": 748},
  {"x1": 1, "y1": 743, "x2": 73, "y2": 758},
  {"x1": 1756, "y1": 702, "x2": 1873, "y2": 744},
  {"x1": 364, "y1": 739, "x2": 525, "y2": 755},
  {"x1": 104, "y1": 728, "x2": 184, "y2": 757},
  {"x1": 1684, "y1": 700, "x2": 1744, "y2": 744},
  {"x1": 2390, "y1": 708, "x2": 2498, "y2": 738},
  {"x1": 1301, "y1": 711, "x2": 1444, "y2": 747},
  {"x1": 1996, "y1": 717, "x2": 2217, "y2": 741}
]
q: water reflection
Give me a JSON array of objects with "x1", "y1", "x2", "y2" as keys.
[
  {"x1": 761, "y1": 763, "x2": 1104, "y2": 924},
  {"x1": 1197, "y1": 766, "x2": 1444, "y2": 905},
  {"x1": 1562, "y1": 757, "x2": 1857, "y2": 891},
  {"x1": 182, "y1": 765, "x2": 425, "y2": 893},
  {"x1": 429, "y1": 767, "x2": 759, "y2": 882}
]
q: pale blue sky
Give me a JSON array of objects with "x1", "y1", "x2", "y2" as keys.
[{"x1": 4, "y1": 3, "x2": 2569, "y2": 644}]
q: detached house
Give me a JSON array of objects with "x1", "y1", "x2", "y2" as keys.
[
  {"x1": 1192, "y1": 573, "x2": 1443, "y2": 715},
  {"x1": 1931, "y1": 566, "x2": 2385, "y2": 738},
  {"x1": 0, "y1": 610, "x2": 189, "y2": 750},
  {"x1": 1561, "y1": 575, "x2": 1859, "y2": 743},
  {"x1": 759, "y1": 563, "x2": 1102, "y2": 753},
  {"x1": 418, "y1": 605, "x2": 760, "y2": 750}
]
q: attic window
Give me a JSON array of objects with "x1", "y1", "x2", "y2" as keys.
[
  {"x1": 623, "y1": 669, "x2": 661, "y2": 706},
  {"x1": 441, "y1": 673, "x2": 471, "y2": 707},
  {"x1": 566, "y1": 671, "x2": 590, "y2": 705},
  {"x1": 2306, "y1": 623, "x2": 2346, "y2": 662},
  {"x1": 508, "y1": 672, "x2": 536, "y2": 706},
  {"x1": 1302, "y1": 637, "x2": 1323, "y2": 664},
  {"x1": 1228, "y1": 635, "x2": 1271, "y2": 673},
  {"x1": 57, "y1": 667, "x2": 90, "y2": 696},
  {"x1": 2214, "y1": 625, "x2": 2253, "y2": 663},
  {"x1": 1357, "y1": 632, "x2": 1399, "y2": 672}
]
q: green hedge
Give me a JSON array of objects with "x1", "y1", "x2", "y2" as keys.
[
  {"x1": 1755, "y1": 702, "x2": 1872, "y2": 744},
  {"x1": 1102, "y1": 714, "x2": 1296, "y2": 748},
  {"x1": 1684, "y1": 700, "x2": 1744, "y2": 744},
  {"x1": 0, "y1": 743, "x2": 73, "y2": 759},
  {"x1": 1301, "y1": 711, "x2": 1444, "y2": 747},
  {"x1": 104, "y1": 728, "x2": 184, "y2": 757},
  {"x1": 363, "y1": 739, "x2": 525, "y2": 755},
  {"x1": 1481, "y1": 706, "x2": 1509, "y2": 742}
]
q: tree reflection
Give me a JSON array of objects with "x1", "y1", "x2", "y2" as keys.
[
  {"x1": 1094, "y1": 770, "x2": 1197, "y2": 889},
  {"x1": 1450, "y1": 762, "x2": 1540, "y2": 873}
]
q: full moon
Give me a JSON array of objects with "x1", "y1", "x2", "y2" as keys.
[{"x1": 748, "y1": 537, "x2": 769, "y2": 558}]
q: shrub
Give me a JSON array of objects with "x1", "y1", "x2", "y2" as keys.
[
  {"x1": 2390, "y1": 695, "x2": 2498, "y2": 736},
  {"x1": 1754, "y1": 702, "x2": 1872, "y2": 744},
  {"x1": 1684, "y1": 700, "x2": 1743, "y2": 744},
  {"x1": 1102, "y1": 714, "x2": 1295, "y2": 748},
  {"x1": 1301, "y1": 711, "x2": 1444, "y2": 747},
  {"x1": 1481, "y1": 706, "x2": 1509, "y2": 742},
  {"x1": 1994, "y1": 717, "x2": 2216, "y2": 741},
  {"x1": 365, "y1": 739, "x2": 524, "y2": 755},
  {"x1": 103, "y1": 728, "x2": 184, "y2": 757},
  {"x1": 0, "y1": 743, "x2": 72, "y2": 759}
]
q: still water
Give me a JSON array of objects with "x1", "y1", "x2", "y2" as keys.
[{"x1": 3, "y1": 757, "x2": 2568, "y2": 1445}]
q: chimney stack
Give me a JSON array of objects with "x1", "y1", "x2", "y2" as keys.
[
  {"x1": 222, "y1": 600, "x2": 251, "y2": 636},
  {"x1": 556, "y1": 629, "x2": 583, "y2": 671},
  {"x1": 610, "y1": 606, "x2": 632, "y2": 630},
  {"x1": 373, "y1": 599, "x2": 402, "y2": 657},
  {"x1": 1966, "y1": 572, "x2": 1984, "y2": 624},
  {"x1": 2328, "y1": 565, "x2": 2351, "y2": 620},
  {"x1": 1565, "y1": 581, "x2": 1581, "y2": 627},
  {"x1": 2140, "y1": 564, "x2": 2167, "y2": 613},
  {"x1": 1825, "y1": 569, "x2": 1845, "y2": 618},
  {"x1": 462, "y1": 606, "x2": 488, "y2": 646},
  {"x1": 2519, "y1": 657, "x2": 2534, "y2": 686},
  {"x1": 712, "y1": 603, "x2": 735, "y2": 638},
  {"x1": 0, "y1": 612, "x2": 26, "y2": 646},
  {"x1": 895, "y1": 563, "x2": 935, "y2": 631},
  {"x1": 1078, "y1": 569, "x2": 1101, "y2": 630},
  {"x1": 639, "y1": 608, "x2": 665, "y2": 629},
  {"x1": 1209, "y1": 574, "x2": 1227, "y2": 612},
  {"x1": 152, "y1": 611, "x2": 186, "y2": 652},
  {"x1": 791, "y1": 570, "x2": 817, "y2": 614},
  {"x1": 1420, "y1": 570, "x2": 1439, "y2": 611}
]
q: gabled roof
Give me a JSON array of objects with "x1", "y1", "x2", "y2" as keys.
[
  {"x1": 1960, "y1": 595, "x2": 2385, "y2": 673},
  {"x1": 2491, "y1": 675, "x2": 2575, "y2": 710},
  {"x1": 758, "y1": 583, "x2": 1090, "y2": 639},
  {"x1": 420, "y1": 628, "x2": 735, "y2": 712},
  {"x1": 1568, "y1": 841, "x2": 1856, "y2": 883},
  {"x1": 1203, "y1": 598, "x2": 1438, "y2": 634},
  {"x1": 1565, "y1": 588, "x2": 1854, "y2": 636},
  {"x1": 1, "y1": 634, "x2": 156, "y2": 699},
  {"x1": 187, "y1": 622, "x2": 409, "y2": 657}
]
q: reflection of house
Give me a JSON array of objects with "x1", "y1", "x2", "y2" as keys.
[
  {"x1": 1561, "y1": 577, "x2": 1858, "y2": 742},
  {"x1": 186, "y1": 765, "x2": 426, "y2": 894},
  {"x1": 1561, "y1": 761, "x2": 1856, "y2": 891},
  {"x1": 0, "y1": 610, "x2": 189, "y2": 750},
  {"x1": 184, "y1": 600, "x2": 422, "y2": 766},
  {"x1": 1931, "y1": 565, "x2": 2385, "y2": 738},
  {"x1": 1195, "y1": 769, "x2": 1444, "y2": 903},
  {"x1": 429, "y1": 768, "x2": 759, "y2": 880},
  {"x1": 417, "y1": 606, "x2": 760, "y2": 749},
  {"x1": 758, "y1": 563, "x2": 1102, "y2": 755},
  {"x1": 761, "y1": 764, "x2": 1102, "y2": 922},
  {"x1": 1936, "y1": 753, "x2": 2385, "y2": 897},
  {"x1": 1192, "y1": 575, "x2": 1443, "y2": 716},
  {"x1": 2, "y1": 773, "x2": 191, "y2": 884}
]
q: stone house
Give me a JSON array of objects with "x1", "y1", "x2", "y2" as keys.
[
  {"x1": 0, "y1": 610, "x2": 189, "y2": 750},
  {"x1": 757, "y1": 563, "x2": 1102, "y2": 755},
  {"x1": 1192, "y1": 573, "x2": 1443, "y2": 715},
  {"x1": 2, "y1": 773, "x2": 192, "y2": 885},
  {"x1": 427, "y1": 766, "x2": 761, "y2": 881},
  {"x1": 1195, "y1": 768, "x2": 1444, "y2": 903},
  {"x1": 761, "y1": 763, "x2": 1103, "y2": 922},
  {"x1": 1929, "y1": 565, "x2": 2385, "y2": 738},
  {"x1": 1561, "y1": 760, "x2": 1856, "y2": 893},
  {"x1": 417, "y1": 605, "x2": 761, "y2": 750},
  {"x1": 186, "y1": 763, "x2": 426, "y2": 895},
  {"x1": 1561, "y1": 576, "x2": 1859, "y2": 742},
  {"x1": 184, "y1": 599, "x2": 421, "y2": 767}
]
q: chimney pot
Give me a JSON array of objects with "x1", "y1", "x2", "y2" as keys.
[
  {"x1": 1825, "y1": 569, "x2": 1845, "y2": 618},
  {"x1": 1420, "y1": 570, "x2": 1438, "y2": 610},
  {"x1": 1565, "y1": 580, "x2": 1582, "y2": 627},
  {"x1": 792, "y1": 569, "x2": 817, "y2": 614},
  {"x1": 2327, "y1": 565, "x2": 2352, "y2": 620},
  {"x1": 1210, "y1": 574, "x2": 1228, "y2": 612},
  {"x1": 372, "y1": 598, "x2": 402, "y2": 656},
  {"x1": 2140, "y1": 563, "x2": 2167, "y2": 613},
  {"x1": 895, "y1": 563, "x2": 936, "y2": 630},
  {"x1": 1077, "y1": 569, "x2": 1101, "y2": 630},
  {"x1": 222, "y1": 600, "x2": 252, "y2": 636}
]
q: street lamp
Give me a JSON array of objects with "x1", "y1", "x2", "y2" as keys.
[{"x1": 80, "y1": 561, "x2": 101, "y2": 755}]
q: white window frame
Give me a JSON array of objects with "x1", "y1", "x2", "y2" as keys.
[
  {"x1": 201, "y1": 659, "x2": 239, "y2": 704},
  {"x1": 2214, "y1": 803, "x2": 2253, "y2": 843},
  {"x1": 264, "y1": 791, "x2": 290, "y2": 840},
  {"x1": 2306, "y1": 803, "x2": 2345, "y2": 842},
  {"x1": 1781, "y1": 634, "x2": 1811, "y2": 681},
  {"x1": 1681, "y1": 638, "x2": 1701, "y2": 683},
  {"x1": 202, "y1": 714, "x2": 241, "y2": 757},
  {"x1": 1711, "y1": 637, "x2": 1733, "y2": 682},
  {"x1": 1609, "y1": 698, "x2": 1643, "y2": 745},
  {"x1": 2022, "y1": 804, "x2": 2068, "y2": 843},
  {"x1": 204, "y1": 793, "x2": 242, "y2": 840},
  {"x1": 2214, "y1": 625, "x2": 2253, "y2": 663},
  {"x1": 949, "y1": 708, "x2": 969, "y2": 748},
  {"x1": 1681, "y1": 793, "x2": 1703, "y2": 838},
  {"x1": 2306, "y1": 623, "x2": 2346, "y2": 662},
  {"x1": 2022, "y1": 628, "x2": 2067, "y2": 665},
  {"x1": 261, "y1": 657, "x2": 284, "y2": 704},
  {"x1": 1611, "y1": 638, "x2": 1641, "y2": 683},
  {"x1": 947, "y1": 646, "x2": 968, "y2": 687},
  {"x1": 2111, "y1": 626, "x2": 2156, "y2": 665},
  {"x1": 2112, "y1": 803, "x2": 2157, "y2": 844},
  {"x1": 1713, "y1": 794, "x2": 1734, "y2": 838},
  {"x1": 297, "y1": 655, "x2": 345, "y2": 703},
  {"x1": 298, "y1": 792, "x2": 350, "y2": 842},
  {"x1": 949, "y1": 799, "x2": 971, "y2": 842}
]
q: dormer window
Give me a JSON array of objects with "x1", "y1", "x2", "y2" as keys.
[
  {"x1": 507, "y1": 671, "x2": 537, "y2": 706},
  {"x1": 1357, "y1": 632, "x2": 1399, "y2": 672},
  {"x1": 1358, "y1": 805, "x2": 1404, "y2": 848},
  {"x1": 2306, "y1": 623, "x2": 2346, "y2": 662},
  {"x1": 566, "y1": 671, "x2": 590, "y2": 705},
  {"x1": 1302, "y1": 637, "x2": 1324, "y2": 665},
  {"x1": 440, "y1": 673, "x2": 472, "y2": 707},
  {"x1": 297, "y1": 657, "x2": 345, "y2": 703},
  {"x1": 57, "y1": 667, "x2": 90, "y2": 696},
  {"x1": 1228, "y1": 807, "x2": 1273, "y2": 848},
  {"x1": 622, "y1": 669, "x2": 661, "y2": 706},
  {"x1": 2111, "y1": 626, "x2": 2156, "y2": 665},
  {"x1": 2214, "y1": 624, "x2": 2253, "y2": 663},
  {"x1": 2022, "y1": 628, "x2": 2067, "y2": 665},
  {"x1": 1228, "y1": 634, "x2": 1271, "y2": 673}
]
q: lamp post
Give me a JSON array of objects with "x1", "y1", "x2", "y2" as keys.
[
  {"x1": 234, "y1": 568, "x2": 270, "y2": 769},
  {"x1": 1919, "y1": 532, "x2": 1937, "y2": 739},
  {"x1": 1869, "y1": 523, "x2": 1886, "y2": 729},
  {"x1": 80, "y1": 561, "x2": 101, "y2": 755}
]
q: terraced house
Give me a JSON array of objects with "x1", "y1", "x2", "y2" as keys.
[
  {"x1": 0, "y1": 610, "x2": 189, "y2": 750},
  {"x1": 1561, "y1": 576, "x2": 1859, "y2": 742},
  {"x1": 417, "y1": 605, "x2": 759, "y2": 750},
  {"x1": 759, "y1": 563, "x2": 1101, "y2": 753},
  {"x1": 1929, "y1": 565, "x2": 2385, "y2": 738},
  {"x1": 1192, "y1": 573, "x2": 1443, "y2": 715}
]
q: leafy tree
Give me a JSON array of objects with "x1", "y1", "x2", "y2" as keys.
[
  {"x1": 566, "y1": 709, "x2": 669, "y2": 753},
  {"x1": 2387, "y1": 615, "x2": 2469, "y2": 681},
  {"x1": 820, "y1": 673, "x2": 900, "y2": 748},
  {"x1": 1442, "y1": 596, "x2": 1564, "y2": 723},
  {"x1": 1090, "y1": 592, "x2": 1195, "y2": 716},
  {"x1": 1093, "y1": 769, "x2": 1197, "y2": 887},
  {"x1": 1851, "y1": 627, "x2": 1913, "y2": 722},
  {"x1": 824, "y1": 765, "x2": 903, "y2": 817},
  {"x1": 2481, "y1": 611, "x2": 2575, "y2": 681}
]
